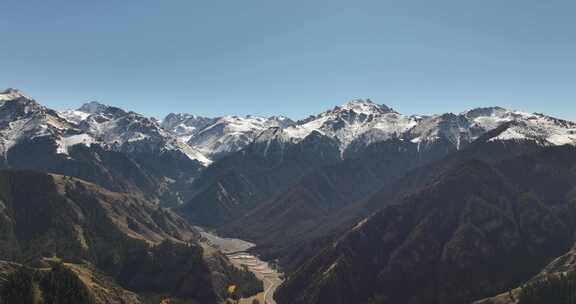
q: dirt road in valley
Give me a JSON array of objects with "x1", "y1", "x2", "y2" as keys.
[{"x1": 196, "y1": 227, "x2": 283, "y2": 304}]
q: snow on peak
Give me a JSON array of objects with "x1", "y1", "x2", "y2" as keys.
[
  {"x1": 0, "y1": 88, "x2": 31, "y2": 102},
  {"x1": 5, "y1": 89, "x2": 574, "y2": 164},
  {"x1": 464, "y1": 107, "x2": 528, "y2": 131},
  {"x1": 407, "y1": 113, "x2": 472, "y2": 150},
  {"x1": 60, "y1": 103, "x2": 213, "y2": 166},
  {"x1": 463, "y1": 106, "x2": 507, "y2": 118},
  {"x1": 83, "y1": 110, "x2": 212, "y2": 165},
  {"x1": 0, "y1": 90, "x2": 86, "y2": 157},
  {"x1": 187, "y1": 115, "x2": 294, "y2": 158},
  {"x1": 338, "y1": 98, "x2": 393, "y2": 115},
  {"x1": 163, "y1": 113, "x2": 205, "y2": 126},
  {"x1": 254, "y1": 127, "x2": 290, "y2": 143},
  {"x1": 487, "y1": 113, "x2": 576, "y2": 146},
  {"x1": 0, "y1": 89, "x2": 66, "y2": 122},
  {"x1": 210, "y1": 115, "x2": 272, "y2": 133},
  {"x1": 60, "y1": 101, "x2": 117, "y2": 125},
  {"x1": 269, "y1": 115, "x2": 293, "y2": 124},
  {"x1": 284, "y1": 99, "x2": 414, "y2": 151},
  {"x1": 78, "y1": 101, "x2": 109, "y2": 114},
  {"x1": 59, "y1": 110, "x2": 91, "y2": 124},
  {"x1": 408, "y1": 106, "x2": 576, "y2": 149},
  {"x1": 161, "y1": 113, "x2": 216, "y2": 143},
  {"x1": 282, "y1": 100, "x2": 576, "y2": 153},
  {"x1": 267, "y1": 116, "x2": 295, "y2": 130},
  {"x1": 251, "y1": 127, "x2": 295, "y2": 158}
]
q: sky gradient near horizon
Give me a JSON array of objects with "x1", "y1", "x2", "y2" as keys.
[{"x1": 1, "y1": 0, "x2": 575, "y2": 120}]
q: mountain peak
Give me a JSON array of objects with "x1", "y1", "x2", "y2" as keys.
[
  {"x1": 0, "y1": 89, "x2": 46, "y2": 117},
  {"x1": 284, "y1": 99, "x2": 414, "y2": 151},
  {"x1": 463, "y1": 106, "x2": 509, "y2": 118},
  {"x1": 78, "y1": 101, "x2": 109, "y2": 114},
  {"x1": 343, "y1": 98, "x2": 374, "y2": 105},
  {"x1": 268, "y1": 115, "x2": 295, "y2": 127},
  {"x1": 164, "y1": 112, "x2": 199, "y2": 121},
  {"x1": 1, "y1": 88, "x2": 22, "y2": 95},
  {"x1": 337, "y1": 98, "x2": 394, "y2": 115},
  {"x1": 0, "y1": 88, "x2": 32, "y2": 102}
]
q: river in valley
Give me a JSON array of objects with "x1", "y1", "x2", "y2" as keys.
[{"x1": 196, "y1": 227, "x2": 283, "y2": 304}]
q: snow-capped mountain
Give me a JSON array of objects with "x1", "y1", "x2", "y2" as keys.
[
  {"x1": 0, "y1": 89, "x2": 173, "y2": 202},
  {"x1": 4, "y1": 87, "x2": 576, "y2": 195},
  {"x1": 161, "y1": 113, "x2": 217, "y2": 143},
  {"x1": 283, "y1": 99, "x2": 418, "y2": 151},
  {"x1": 187, "y1": 115, "x2": 294, "y2": 158},
  {"x1": 482, "y1": 111, "x2": 576, "y2": 146},
  {"x1": 60, "y1": 97, "x2": 576, "y2": 161},
  {"x1": 59, "y1": 101, "x2": 107, "y2": 124},
  {"x1": 60, "y1": 102, "x2": 211, "y2": 166},
  {"x1": 408, "y1": 106, "x2": 576, "y2": 150},
  {"x1": 247, "y1": 99, "x2": 576, "y2": 158},
  {"x1": 0, "y1": 90, "x2": 213, "y2": 205},
  {"x1": 0, "y1": 89, "x2": 92, "y2": 158},
  {"x1": 0, "y1": 88, "x2": 32, "y2": 102}
]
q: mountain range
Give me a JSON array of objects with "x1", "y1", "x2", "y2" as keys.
[{"x1": 1, "y1": 87, "x2": 576, "y2": 304}]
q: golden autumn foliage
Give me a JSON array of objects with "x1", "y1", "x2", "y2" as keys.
[
  {"x1": 228, "y1": 284, "x2": 237, "y2": 295},
  {"x1": 159, "y1": 297, "x2": 170, "y2": 304}
]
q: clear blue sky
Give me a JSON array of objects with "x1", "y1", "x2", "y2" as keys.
[{"x1": 1, "y1": 0, "x2": 575, "y2": 120}]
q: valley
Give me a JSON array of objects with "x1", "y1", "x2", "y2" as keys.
[{"x1": 197, "y1": 227, "x2": 283, "y2": 304}]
